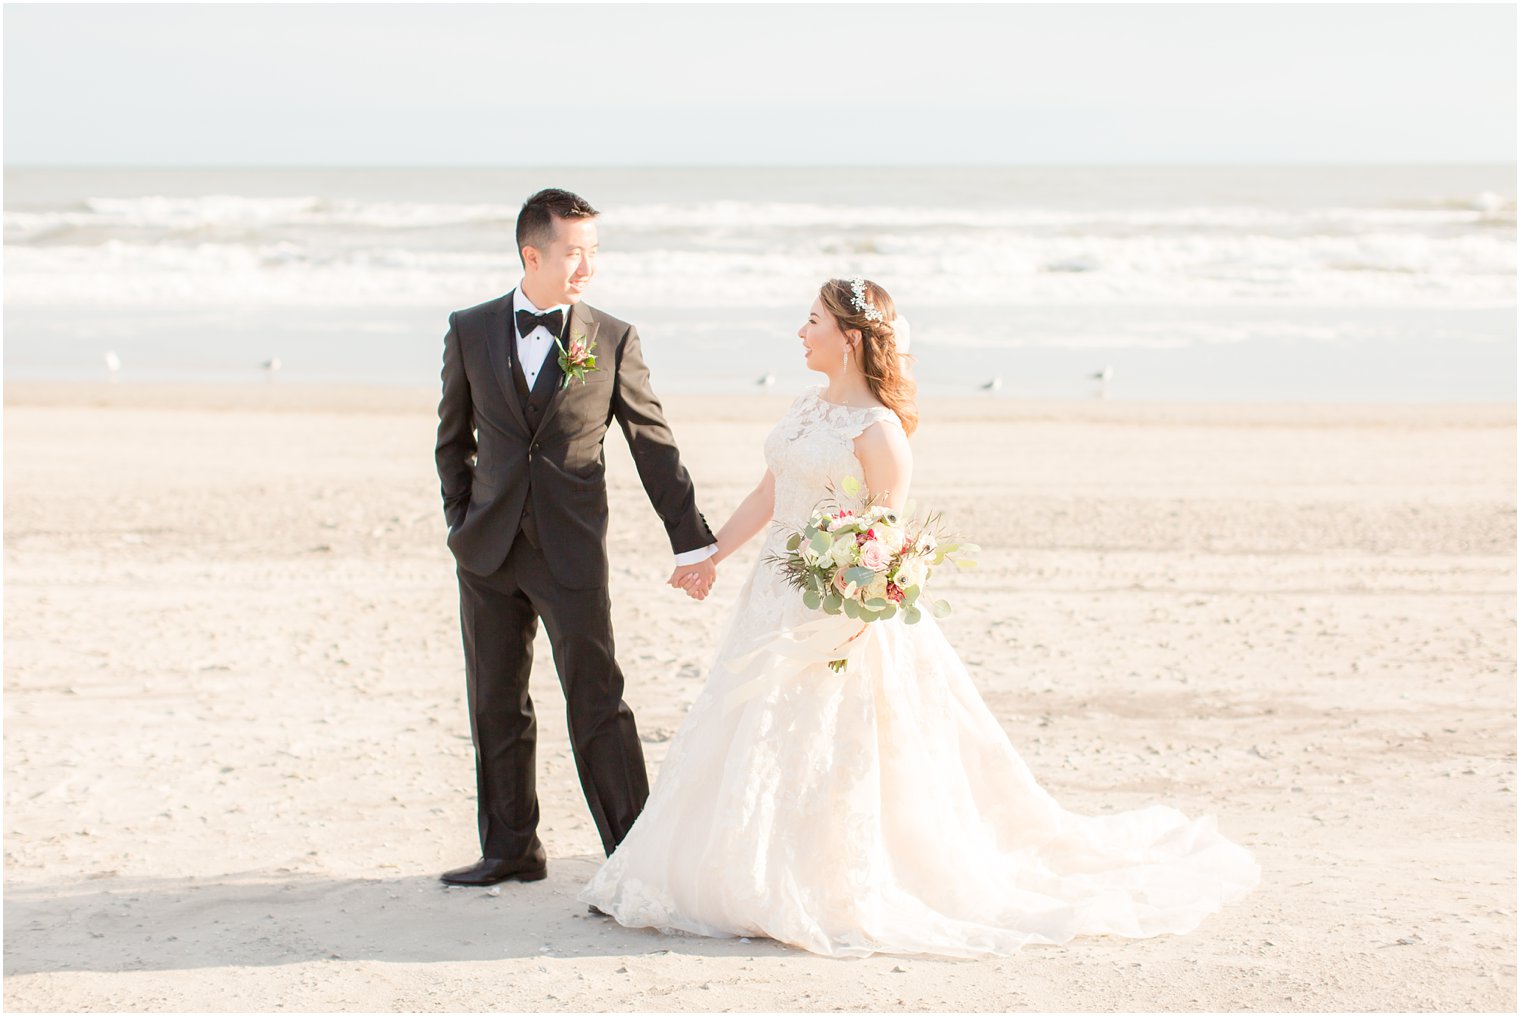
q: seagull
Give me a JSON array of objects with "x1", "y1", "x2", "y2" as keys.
[
  {"x1": 757, "y1": 372, "x2": 776, "y2": 388},
  {"x1": 261, "y1": 357, "x2": 282, "y2": 379},
  {"x1": 1473, "y1": 191, "x2": 1501, "y2": 215},
  {"x1": 104, "y1": 351, "x2": 121, "y2": 382},
  {"x1": 980, "y1": 376, "x2": 1003, "y2": 392},
  {"x1": 1091, "y1": 364, "x2": 1113, "y2": 399}
]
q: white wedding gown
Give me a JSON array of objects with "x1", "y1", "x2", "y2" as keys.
[{"x1": 578, "y1": 386, "x2": 1260, "y2": 958}]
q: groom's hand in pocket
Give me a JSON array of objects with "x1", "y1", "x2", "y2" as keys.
[{"x1": 669, "y1": 558, "x2": 716, "y2": 601}]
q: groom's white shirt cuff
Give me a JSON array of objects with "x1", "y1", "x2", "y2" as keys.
[{"x1": 673, "y1": 543, "x2": 718, "y2": 566}]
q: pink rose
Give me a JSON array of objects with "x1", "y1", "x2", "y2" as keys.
[
  {"x1": 858, "y1": 540, "x2": 892, "y2": 572},
  {"x1": 832, "y1": 569, "x2": 863, "y2": 601}
]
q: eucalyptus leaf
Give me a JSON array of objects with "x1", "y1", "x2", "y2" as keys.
[
  {"x1": 843, "y1": 599, "x2": 861, "y2": 619},
  {"x1": 904, "y1": 606, "x2": 922, "y2": 624},
  {"x1": 786, "y1": 533, "x2": 802, "y2": 551},
  {"x1": 803, "y1": 590, "x2": 822, "y2": 610},
  {"x1": 823, "y1": 593, "x2": 843, "y2": 612},
  {"x1": 840, "y1": 475, "x2": 862, "y2": 498},
  {"x1": 863, "y1": 597, "x2": 888, "y2": 610},
  {"x1": 844, "y1": 566, "x2": 876, "y2": 586},
  {"x1": 931, "y1": 598, "x2": 952, "y2": 619}
]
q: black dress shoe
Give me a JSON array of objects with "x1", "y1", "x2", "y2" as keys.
[{"x1": 440, "y1": 856, "x2": 548, "y2": 886}]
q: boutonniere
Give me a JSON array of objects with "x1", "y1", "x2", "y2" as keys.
[{"x1": 556, "y1": 332, "x2": 598, "y2": 389}]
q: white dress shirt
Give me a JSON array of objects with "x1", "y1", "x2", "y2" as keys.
[
  {"x1": 512, "y1": 281, "x2": 568, "y2": 390},
  {"x1": 510, "y1": 283, "x2": 717, "y2": 569}
]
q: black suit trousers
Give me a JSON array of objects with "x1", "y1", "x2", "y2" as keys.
[{"x1": 456, "y1": 531, "x2": 650, "y2": 860}]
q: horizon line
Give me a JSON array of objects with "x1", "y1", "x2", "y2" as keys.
[{"x1": 6, "y1": 160, "x2": 1517, "y2": 171}]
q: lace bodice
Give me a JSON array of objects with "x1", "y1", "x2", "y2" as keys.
[
  {"x1": 763, "y1": 386, "x2": 903, "y2": 539},
  {"x1": 696, "y1": 385, "x2": 907, "y2": 658}
]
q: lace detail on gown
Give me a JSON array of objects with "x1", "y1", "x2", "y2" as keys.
[
  {"x1": 578, "y1": 385, "x2": 1259, "y2": 958},
  {"x1": 737, "y1": 388, "x2": 902, "y2": 653}
]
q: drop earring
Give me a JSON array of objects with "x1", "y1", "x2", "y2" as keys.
[{"x1": 843, "y1": 347, "x2": 850, "y2": 371}]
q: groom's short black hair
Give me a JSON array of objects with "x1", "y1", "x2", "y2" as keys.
[{"x1": 517, "y1": 188, "x2": 599, "y2": 265}]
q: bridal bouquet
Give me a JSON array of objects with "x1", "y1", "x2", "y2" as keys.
[{"x1": 765, "y1": 476, "x2": 977, "y2": 672}]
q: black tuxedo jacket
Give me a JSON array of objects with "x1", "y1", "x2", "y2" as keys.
[{"x1": 435, "y1": 293, "x2": 713, "y2": 589}]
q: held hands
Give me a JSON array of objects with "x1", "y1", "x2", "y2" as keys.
[{"x1": 668, "y1": 557, "x2": 717, "y2": 601}]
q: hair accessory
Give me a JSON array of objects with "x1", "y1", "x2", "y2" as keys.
[{"x1": 848, "y1": 276, "x2": 885, "y2": 323}]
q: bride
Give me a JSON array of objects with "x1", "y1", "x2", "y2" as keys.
[{"x1": 578, "y1": 277, "x2": 1260, "y2": 958}]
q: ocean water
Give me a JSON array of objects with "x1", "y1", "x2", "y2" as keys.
[{"x1": 3, "y1": 165, "x2": 1514, "y2": 400}]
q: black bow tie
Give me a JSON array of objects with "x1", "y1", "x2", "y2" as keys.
[{"x1": 515, "y1": 308, "x2": 564, "y2": 338}]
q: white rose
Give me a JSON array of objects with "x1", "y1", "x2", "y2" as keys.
[
  {"x1": 873, "y1": 523, "x2": 904, "y2": 554},
  {"x1": 863, "y1": 573, "x2": 890, "y2": 604},
  {"x1": 828, "y1": 535, "x2": 859, "y2": 569}
]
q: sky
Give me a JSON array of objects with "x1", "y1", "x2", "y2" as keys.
[{"x1": 3, "y1": 2, "x2": 1515, "y2": 166}]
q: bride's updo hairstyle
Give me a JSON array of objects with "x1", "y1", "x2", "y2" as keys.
[{"x1": 818, "y1": 277, "x2": 919, "y2": 436}]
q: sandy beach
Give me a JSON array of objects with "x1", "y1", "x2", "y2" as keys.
[{"x1": 3, "y1": 381, "x2": 1514, "y2": 1012}]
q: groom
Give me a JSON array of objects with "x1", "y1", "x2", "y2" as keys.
[{"x1": 435, "y1": 188, "x2": 717, "y2": 886}]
